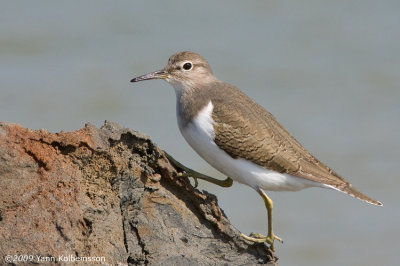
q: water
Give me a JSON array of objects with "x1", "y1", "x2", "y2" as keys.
[{"x1": 1, "y1": 1, "x2": 399, "y2": 265}]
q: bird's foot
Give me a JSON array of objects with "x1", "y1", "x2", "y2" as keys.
[
  {"x1": 240, "y1": 232, "x2": 283, "y2": 251},
  {"x1": 177, "y1": 171, "x2": 199, "y2": 187}
]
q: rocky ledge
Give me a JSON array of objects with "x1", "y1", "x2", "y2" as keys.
[{"x1": 0, "y1": 121, "x2": 277, "y2": 265}]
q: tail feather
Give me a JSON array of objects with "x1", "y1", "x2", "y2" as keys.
[{"x1": 329, "y1": 184, "x2": 383, "y2": 206}]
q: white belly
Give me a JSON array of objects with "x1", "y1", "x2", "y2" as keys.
[{"x1": 177, "y1": 101, "x2": 326, "y2": 191}]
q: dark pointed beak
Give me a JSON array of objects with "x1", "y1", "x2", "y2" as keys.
[{"x1": 130, "y1": 69, "x2": 168, "y2": 82}]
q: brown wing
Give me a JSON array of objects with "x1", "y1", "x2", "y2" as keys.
[{"x1": 211, "y1": 84, "x2": 349, "y2": 188}]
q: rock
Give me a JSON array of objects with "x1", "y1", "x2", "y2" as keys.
[{"x1": 0, "y1": 121, "x2": 277, "y2": 265}]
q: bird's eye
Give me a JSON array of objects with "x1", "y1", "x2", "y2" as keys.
[{"x1": 182, "y1": 62, "x2": 192, "y2": 71}]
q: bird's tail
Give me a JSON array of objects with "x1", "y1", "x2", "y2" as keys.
[{"x1": 330, "y1": 184, "x2": 383, "y2": 206}]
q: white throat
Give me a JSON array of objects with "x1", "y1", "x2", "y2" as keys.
[{"x1": 166, "y1": 78, "x2": 193, "y2": 99}]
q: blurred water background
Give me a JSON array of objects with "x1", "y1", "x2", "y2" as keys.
[{"x1": 1, "y1": 1, "x2": 399, "y2": 265}]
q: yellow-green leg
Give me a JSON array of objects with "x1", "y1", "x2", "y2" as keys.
[
  {"x1": 240, "y1": 188, "x2": 283, "y2": 251},
  {"x1": 164, "y1": 151, "x2": 233, "y2": 188}
]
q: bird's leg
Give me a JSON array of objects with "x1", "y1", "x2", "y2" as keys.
[
  {"x1": 163, "y1": 151, "x2": 233, "y2": 188},
  {"x1": 240, "y1": 188, "x2": 283, "y2": 251}
]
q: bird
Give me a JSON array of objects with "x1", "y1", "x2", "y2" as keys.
[{"x1": 130, "y1": 51, "x2": 382, "y2": 251}]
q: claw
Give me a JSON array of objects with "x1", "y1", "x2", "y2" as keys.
[{"x1": 193, "y1": 177, "x2": 199, "y2": 188}]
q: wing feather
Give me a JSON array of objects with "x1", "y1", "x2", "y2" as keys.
[{"x1": 210, "y1": 84, "x2": 349, "y2": 187}]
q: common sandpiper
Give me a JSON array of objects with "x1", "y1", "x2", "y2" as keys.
[{"x1": 130, "y1": 51, "x2": 382, "y2": 251}]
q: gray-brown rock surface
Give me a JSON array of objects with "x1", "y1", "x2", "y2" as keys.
[{"x1": 0, "y1": 121, "x2": 277, "y2": 265}]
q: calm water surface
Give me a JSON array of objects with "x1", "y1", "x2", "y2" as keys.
[{"x1": 1, "y1": 1, "x2": 399, "y2": 265}]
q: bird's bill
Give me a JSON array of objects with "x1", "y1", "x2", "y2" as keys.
[{"x1": 130, "y1": 69, "x2": 168, "y2": 82}]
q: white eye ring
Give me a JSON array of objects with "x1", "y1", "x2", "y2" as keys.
[{"x1": 182, "y1": 62, "x2": 193, "y2": 71}]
